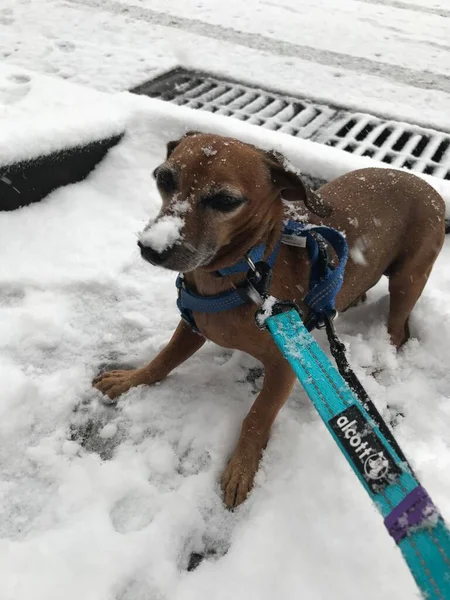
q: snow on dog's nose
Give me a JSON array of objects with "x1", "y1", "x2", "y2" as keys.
[{"x1": 138, "y1": 214, "x2": 185, "y2": 265}]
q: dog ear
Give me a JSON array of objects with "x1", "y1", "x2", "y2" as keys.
[
  {"x1": 166, "y1": 139, "x2": 180, "y2": 159},
  {"x1": 166, "y1": 131, "x2": 202, "y2": 159},
  {"x1": 264, "y1": 150, "x2": 332, "y2": 218}
]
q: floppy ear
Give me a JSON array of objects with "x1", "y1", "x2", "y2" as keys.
[
  {"x1": 166, "y1": 130, "x2": 202, "y2": 159},
  {"x1": 264, "y1": 150, "x2": 332, "y2": 218},
  {"x1": 166, "y1": 139, "x2": 180, "y2": 159}
]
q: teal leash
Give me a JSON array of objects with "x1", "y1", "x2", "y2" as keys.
[{"x1": 265, "y1": 307, "x2": 450, "y2": 599}]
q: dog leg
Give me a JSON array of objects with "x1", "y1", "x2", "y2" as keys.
[
  {"x1": 93, "y1": 320, "x2": 205, "y2": 400},
  {"x1": 221, "y1": 357, "x2": 296, "y2": 509},
  {"x1": 388, "y1": 262, "x2": 436, "y2": 348}
]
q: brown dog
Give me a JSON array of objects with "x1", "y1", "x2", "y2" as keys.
[{"x1": 94, "y1": 132, "x2": 445, "y2": 508}]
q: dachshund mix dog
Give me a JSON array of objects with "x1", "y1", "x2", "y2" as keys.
[{"x1": 94, "y1": 132, "x2": 445, "y2": 508}]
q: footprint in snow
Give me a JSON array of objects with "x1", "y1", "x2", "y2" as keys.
[
  {"x1": 115, "y1": 575, "x2": 165, "y2": 600},
  {"x1": 110, "y1": 492, "x2": 156, "y2": 534},
  {"x1": 177, "y1": 444, "x2": 212, "y2": 477},
  {"x1": 69, "y1": 396, "x2": 126, "y2": 460},
  {"x1": 55, "y1": 40, "x2": 76, "y2": 52},
  {"x1": 0, "y1": 73, "x2": 31, "y2": 105},
  {"x1": 7, "y1": 73, "x2": 31, "y2": 84},
  {"x1": 0, "y1": 8, "x2": 14, "y2": 24}
]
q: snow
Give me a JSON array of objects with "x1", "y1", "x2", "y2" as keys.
[
  {"x1": 256, "y1": 296, "x2": 278, "y2": 327},
  {"x1": 0, "y1": 64, "x2": 125, "y2": 166},
  {"x1": 349, "y1": 237, "x2": 369, "y2": 266},
  {"x1": 202, "y1": 145, "x2": 218, "y2": 158},
  {"x1": 1, "y1": 93, "x2": 450, "y2": 600},
  {"x1": 1, "y1": 1, "x2": 450, "y2": 599},
  {"x1": 1, "y1": 0, "x2": 450, "y2": 131},
  {"x1": 139, "y1": 215, "x2": 185, "y2": 253}
]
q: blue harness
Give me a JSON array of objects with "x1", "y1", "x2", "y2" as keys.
[{"x1": 176, "y1": 219, "x2": 348, "y2": 332}]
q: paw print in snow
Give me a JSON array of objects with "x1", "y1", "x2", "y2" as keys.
[
  {"x1": 0, "y1": 72, "x2": 31, "y2": 105},
  {"x1": 0, "y1": 7, "x2": 14, "y2": 25},
  {"x1": 55, "y1": 40, "x2": 76, "y2": 53}
]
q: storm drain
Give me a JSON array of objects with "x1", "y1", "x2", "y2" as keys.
[{"x1": 132, "y1": 68, "x2": 450, "y2": 181}]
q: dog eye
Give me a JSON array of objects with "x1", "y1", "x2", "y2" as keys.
[
  {"x1": 153, "y1": 167, "x2": 178, "y2": 194},
  {"x1": 202, "y1": 193, "x2": 246, "y2": 212}
]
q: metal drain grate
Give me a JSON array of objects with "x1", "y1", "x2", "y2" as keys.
[{"x1": 132, "y1": 69, "x2": 450, "y2": 181}]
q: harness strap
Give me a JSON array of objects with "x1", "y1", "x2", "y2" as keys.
[
  {"x1": 303, "y1": 226, "x2": 348, "y2": 327},
  {"x1": 177, "y1": 275, "x2": 247, "y2": 313},
  {"x1": 177, "y1": 220, "x2": 348, "y2": 331},
  {"x1": 216, "y1": 241, "x2": 279, "y2": 277},
  {"x1": 176, "y1": 240, "x2": 282, "y2": 331}
]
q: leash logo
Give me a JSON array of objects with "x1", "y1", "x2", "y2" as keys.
[
  {"x1": 329, "y1": 405, "x2": 401, "y2": 493},
  {"x1": 364, "y1": 453, "x2": 389, "y2": 480}
]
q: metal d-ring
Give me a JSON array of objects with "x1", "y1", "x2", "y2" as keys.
[
  {"x1": 315, "y1": 309, "x2": 339, "y2": 329},
  {"x1": 245, "y1": 254, "x2": 260, "y2": 278}
]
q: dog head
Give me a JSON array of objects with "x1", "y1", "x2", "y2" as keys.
[{"x1": 138, "y1": 132, "x2": 331, "y2": 272}]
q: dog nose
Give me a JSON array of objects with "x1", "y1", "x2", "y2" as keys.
[{"x1": 137, "y1": 240, "x2": 171, "y2": 265}]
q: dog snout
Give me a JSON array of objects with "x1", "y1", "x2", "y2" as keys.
[{"x1": 137, "y1": 240, "x2": 171, "y2": 265}]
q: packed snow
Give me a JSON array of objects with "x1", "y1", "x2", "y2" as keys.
[
  {"x1": 1, "y1": 1, "x2": 450, "y2": 599},
  {"x1": 0, "y1": 64, "x2": 125, "y2": 166}
]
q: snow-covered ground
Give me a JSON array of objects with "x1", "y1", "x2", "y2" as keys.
[
  {"x1": 1, "y1": 0, "x2": 450, "y2": 130},
  {"x1": 1, "y1": 87, "x2": 449, "y2": 599},
  {"x1": 1, "y1": 1, "x2": 450, "y2": 599}
]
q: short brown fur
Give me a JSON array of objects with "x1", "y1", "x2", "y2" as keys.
[{"x1": 94, "y1": 133, "x2": 445, "y2": 508}]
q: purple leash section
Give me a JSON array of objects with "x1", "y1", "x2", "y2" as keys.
[{"x1": 385, "y1": 486, "x2": 438, "y2": 544}]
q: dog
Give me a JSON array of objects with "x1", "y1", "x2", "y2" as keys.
[{"x1": 94, "y1": 132, "x2": 446, "y2": 508}]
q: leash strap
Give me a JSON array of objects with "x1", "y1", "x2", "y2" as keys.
[
  {"x1": 266, "y1": 308, "x2": 450, "y2": 599},
  {"x1": 323, "y1": 315, "x2": 407, "y2": 463}
]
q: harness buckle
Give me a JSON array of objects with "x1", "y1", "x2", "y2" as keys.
[{"x1": 176, "y1": 274, "x2": 186, "y2": 290}]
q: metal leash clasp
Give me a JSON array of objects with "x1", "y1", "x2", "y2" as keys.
[
  {"x1": 315, "y1": 309, "x2": 339, "y2": 329},
  {"x1": 245, "y1": 254, "x2": 259, "y2": 276},
  {"x1": 236, "y1": 256, "x2": 273, "y2": 307}
]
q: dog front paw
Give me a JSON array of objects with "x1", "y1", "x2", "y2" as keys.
[
  {"x1": 93, "y1": 369, "x2": 144, "y2": 401},
  {"x1": 221, "y1": 444, "x2": 262, "y2": 509}
]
